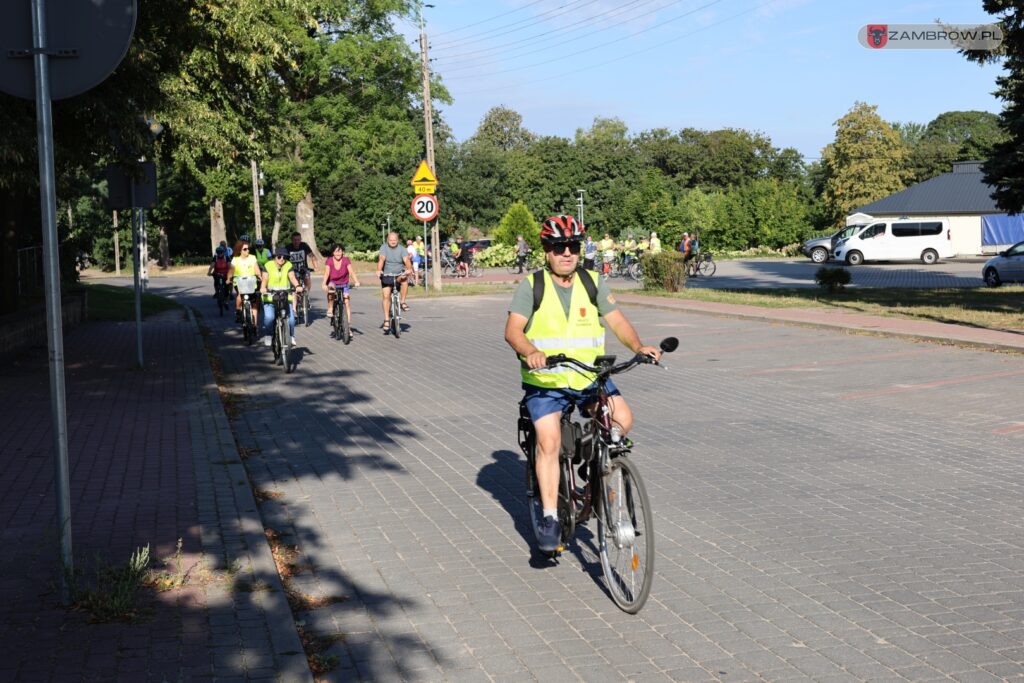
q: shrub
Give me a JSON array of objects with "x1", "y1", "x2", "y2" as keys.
[
  {"x1": 474, "y1": 243, "x2": 515, "y2": 268},
  {"x1": 815, "y1": 266, "x2": 851, "y2": 293},
  {"x1": 641, "y1": 251, "x2": 687, "y2": 292}
]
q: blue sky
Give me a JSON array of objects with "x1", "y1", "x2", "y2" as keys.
[{"x1": 401, "y1": 0, "x2": 1004, "y2": 161}]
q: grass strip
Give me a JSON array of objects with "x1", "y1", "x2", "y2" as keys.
[
  {"x1": 626, "y1": 286, "x2": 1024, "y2": 331},
  {"x1": 83, "y1": 283, "x2": 181, "y2": 321}
]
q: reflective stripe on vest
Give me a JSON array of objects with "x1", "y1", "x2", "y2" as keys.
[{"x1": 520, "y1": 270, "x2": 605, "y2": 391}]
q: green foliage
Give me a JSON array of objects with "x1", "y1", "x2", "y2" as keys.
[
  {"x1": 493, "y1": 201, "x2": 540, "y2": 252},
  {"x1": 640, "y1": 251, "x2": 688, "y2": 292},
  {"x1": 815, "y1": 266, "x2": 852, "y2": 293},
  {"x1": 821, "y1": 102, "x2": 908, "y2": 225},
  {"x1": 474, "y1": 244, "x2": 516, "y2": 268},
  {"x1": 71, "y1": 545, "x2": 151, "y2": 622}
]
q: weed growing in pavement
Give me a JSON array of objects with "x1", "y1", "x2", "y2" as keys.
[{"x1": 70, "y1": 545, "x2": 152, "y2": 622}]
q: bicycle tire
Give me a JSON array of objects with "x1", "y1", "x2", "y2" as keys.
[
  {"x1": 341, "y1": 298, "x2": 352, "y2": 344},
  {"x1": 271, "y1": 319, "x2": 281, "y2": 362},
  {"x1": 243, "y1": 307, "x2": 254, "y2": 345},
  {"x1": 302, "y1": 290, "x2": 310, "y2": 327},
  {"x1": 278, "y1": 319, "x2": 290, "y2": 373},
  {"x1": 557, "y1": 458, "x2": 575, "y2": 546},
  {"x1": 332, "y1": 297, "x2": 343, "y2": 341},
  {"x1": 598, "y1": 455, "x2": 654, "y2": 613},
  {"x1": 698, "y1": 259, "x2": 716, "y2": 277},
  {"x1": 390, "y1": 292, "x2": 401, "y2": 339}
]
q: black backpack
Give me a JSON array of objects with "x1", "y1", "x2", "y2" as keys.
[{"x1": 530, "y1": 267, "x2": 599, "y2": 315}]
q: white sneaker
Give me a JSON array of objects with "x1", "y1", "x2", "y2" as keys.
[
  {"x1": 290, "y1": 337, "x2": 297, "y2": 346},
  {"x1": 262, "y1": 336, "x2": 271, "y2": 347}
]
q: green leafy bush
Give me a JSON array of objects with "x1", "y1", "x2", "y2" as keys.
[
  {"x1": 641, "y1": 251, "x2": 687, "y2": 292},
  {"x1": 474, "y1": 243, "x2": 515, "y2": 268},
  {"x1": 815, "y1": 266, "x2": 851, "y2": 293}
]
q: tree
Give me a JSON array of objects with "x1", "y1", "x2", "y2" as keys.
[
  {"x1": 957, "y1": 3, "x2": 1024, "y2": 212},
  {"x1": 493, "y1": 201, "x2": 539, "y2": 253},
  {"x1": 902, "y1": 111, "x2": 1007, "y2": 182},
  {"x1": 820, "y1": 102, "x2": 908, "y2": 225},
  {"x1": 473, "y1": 106, "x2": 534, "y2": 152}
]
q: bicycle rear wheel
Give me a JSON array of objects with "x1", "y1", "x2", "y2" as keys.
[
  {"x1": 598, "y1": 455, "x2": 654, "y2": 613},
  {"x1": 698, "y1": 258, "x2": 716, "y2": 277}
]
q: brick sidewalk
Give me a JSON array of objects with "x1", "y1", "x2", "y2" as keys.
[{"x1": 0, "y1": 310, "x2": 310, "y2": 682}]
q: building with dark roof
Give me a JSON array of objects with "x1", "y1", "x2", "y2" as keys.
[{"x1": 851, "y1": 161, "x2": 1024, "y2": 255}]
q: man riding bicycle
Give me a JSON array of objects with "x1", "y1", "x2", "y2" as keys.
[
  {"x1": 286, "y1": 231, "x2": 318, "y2": 292},
  {"x1": 376, "y1": 231, "x2": 412, "y2": 333},
  {"x1": 504, "y1": 214, "x2": 661, "y2": 553}
]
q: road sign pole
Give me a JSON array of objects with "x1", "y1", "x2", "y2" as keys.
[
  {"x1": 130, "y1": 183, "x2": 143, "y2": 367},
  {"x1": 423, "y1": 221, "x2": 429, "y2": 294},
  {"x1": 31, "y1": 0, "x2": 73, "y2": 604}
]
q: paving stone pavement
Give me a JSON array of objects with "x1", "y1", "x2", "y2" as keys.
[
  {"x1": 0, "y1": 305, "x2": 310, "y2": 682},
  {"x1": 143, "y1": 274, "x2": 1024, "y2": 683}
]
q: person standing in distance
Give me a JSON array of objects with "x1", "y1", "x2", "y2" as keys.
[{"x1": 504, "y1": 215, "x2": 661, "y2": 553}]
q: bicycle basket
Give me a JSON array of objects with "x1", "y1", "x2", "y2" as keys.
[{"x1": 236, "y1": 276, "x2": 258, "y2": 295}]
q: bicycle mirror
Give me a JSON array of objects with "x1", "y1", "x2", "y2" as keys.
[{"x1": 660, "y1": 337, "x2": 679, "y2": 353}]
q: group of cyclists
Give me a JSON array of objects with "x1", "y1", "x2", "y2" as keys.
[
  {"x1": 208, "y1": 231, "x2": 317, "y2": 347},
  {"x1": 208, "y1": 213, "x2": 666, "y2": 567}
]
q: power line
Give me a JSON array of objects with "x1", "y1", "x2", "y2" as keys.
[
  {"x1": 434, "y1": 0, "x2": 668, "y2": 66},
  {"x1": 430, "y1": 0, "x2": 549, "y2": 38},
  {"x1": 431, "y1": 0, "x2": 602, "y2": 50},
  {"x1": 445, "y1": 0, "x2": 729, "y2": 82}
]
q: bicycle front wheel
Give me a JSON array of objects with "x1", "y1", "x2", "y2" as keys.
[
  {"x1": 302, "y1": 291, "x2": 311, "y2": 327},
  {"x1": 390, "y1": 297, "x2": 401, "y2": 339},
  {"x1": 598, "y1": 456, "x2": 654, "y2": 613},
  {"x1": 341, "y1": 299, "x2": 351, "y2": 344},
  {"x1": 277, "y1": 319, "x2": 290, "y2": 373},
  {"x1": 698, "y1": 259, "x2": 716, "y2": 277}
]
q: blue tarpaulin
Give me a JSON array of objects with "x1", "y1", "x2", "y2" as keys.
[{"x1": 982, "y1": 214, "x2": 1024, "y2": 245}]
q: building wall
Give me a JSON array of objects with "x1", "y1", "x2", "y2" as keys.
[{"x1": 856, "y1": 214, "x2": 983, "y2": 256}]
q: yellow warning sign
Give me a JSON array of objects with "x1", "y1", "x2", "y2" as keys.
[
  {"x1": 413, "y1": 184, "x2": 437, "y2": 194},
  {"x1": 410, "y1": 160, "x2": 438, "y2": 186}
]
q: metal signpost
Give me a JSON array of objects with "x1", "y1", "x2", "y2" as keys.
[
  {"x1": 410, "y1": 161, "x2": 438, "y2": 290},
  {"x1": 0, "y1": 0, "x2": 137, "y2": 602}
]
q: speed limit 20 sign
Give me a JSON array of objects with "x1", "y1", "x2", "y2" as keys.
[{"x1": 411, "y1": 194, "x2": 439, "y2": 222}]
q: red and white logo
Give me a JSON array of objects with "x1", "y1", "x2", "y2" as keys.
[{"x1": 866, "y1": 24, "x2": 888, "y2": 48}]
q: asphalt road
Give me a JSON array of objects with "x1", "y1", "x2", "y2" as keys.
[{"x1": 136, "y1": 275, "x2": 1024, "y2": 681}]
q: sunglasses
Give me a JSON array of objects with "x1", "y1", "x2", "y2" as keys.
[
  {"x1": 544, "y1": 241, "x2": 581, "y2": 255},
  {"x1": 274, "y1": 255, "x2": 286, "y2": 259},
  {"x1": 241, "y1": 246, "x2": 250, "y2": 251}
]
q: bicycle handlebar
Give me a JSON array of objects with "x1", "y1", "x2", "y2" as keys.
[{"x1": 541, "y1": 337, "x2": 678, "y2": 377}]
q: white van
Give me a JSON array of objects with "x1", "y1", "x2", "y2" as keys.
[{"x1": 833, "y1": 219, "x2": 954, "y2": 266}]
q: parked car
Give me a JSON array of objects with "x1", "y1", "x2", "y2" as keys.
[
  {"x1": 982, "y1": 239, "x2": 1024, "y2": 287},
  {"x1": 463, "y1": 239, "x2": 492, "y2": 256},
  {"x1": 801, "y1": 224, "x2": 865, "y2": 264},
  {"x1": 833, "y1": 219, "x2": 953, "y2": 266}
]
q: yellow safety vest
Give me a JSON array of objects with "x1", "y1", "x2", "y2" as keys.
[
  {"x1": 649, "y1": 237, "x2": 662, "y2": 253},
  {"x1": 520, "y1": 270, "x2": 605, "y2": 391},
  {"x1": 262, "y1": 260, "x2": 292, "y2": 303},
  {"x1": 232, "y1": 255, "x2": 259, "y2": 279}
]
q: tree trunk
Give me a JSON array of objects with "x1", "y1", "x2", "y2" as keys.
[
  {"x1": 271, "y1": 189, "x2": 282, "y2": 248},
  {"x1": 158, "y1": 226, "x2": 170, "y2": 269},
  {"x1": 209, "y1": 198, "x2": 226, "y2": 254},
  {"x1": 295, "y1": 191, "x2": 323, "y2": 262}
]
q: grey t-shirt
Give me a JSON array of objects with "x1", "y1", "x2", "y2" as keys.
[
  {"x1": 508, "y1": 270, "x2": 618, "y2": 331},
  {"x1": 379, "y1": 243, "x2": 407, "y2": 275}
]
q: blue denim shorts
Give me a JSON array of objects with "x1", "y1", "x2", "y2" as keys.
[{"x1": 521, "y1": 380, "x2": 620, "y2": 422}]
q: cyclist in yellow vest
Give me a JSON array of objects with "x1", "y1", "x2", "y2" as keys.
[
  {"x1": 227, "y1": 242, "x2": 261, "y2": 324},
  {"x1": 504, "y1": 215, "x2": 661, "y2": 553},
  {"x1": 260, "y1": 247, "x2": 303, "y2": 347}
]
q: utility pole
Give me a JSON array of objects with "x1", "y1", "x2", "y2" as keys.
[
  {"x1": 576, "y1": 189, "x2": 586, "y2": 228},
  {"x1": 419, "y1": 2, "x2": 441, "y2": 291},
  {"x1": 251, "y1": 159, "x2": 262, "y2": 240}
]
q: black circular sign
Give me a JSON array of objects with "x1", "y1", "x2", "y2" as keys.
[{"x1": 0, "y1": 0, "x2": 136, "y2": 100}]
